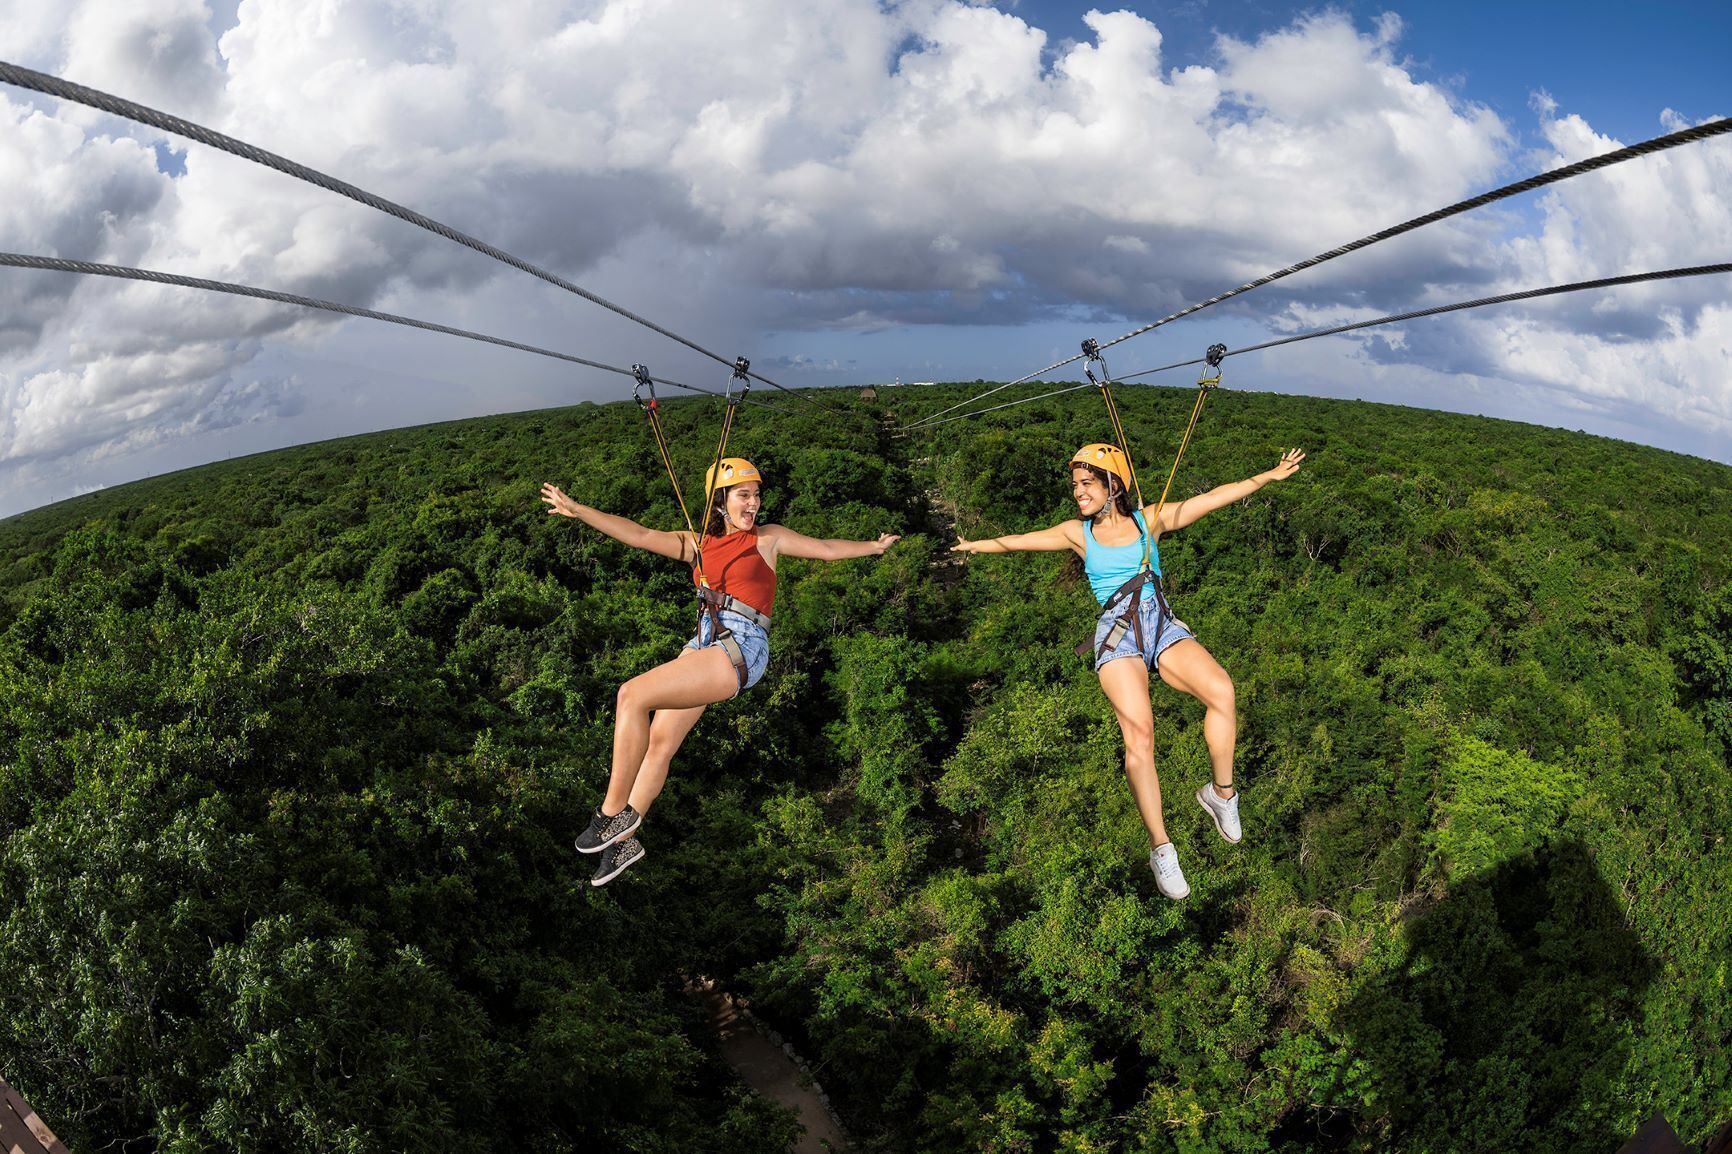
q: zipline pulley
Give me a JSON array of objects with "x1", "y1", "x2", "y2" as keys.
[
  {"x1": 631, "y1": 363, "x2": 657, "y2": 410},
  {"x1": 723, "y1": 355, "x2": 751, "y2": 413},
  {"x1": 1199, "y1": 343, "x2": 1228, "y2": 389},
  {"x1": 1081, "y1": 338, "x2": 1110, "y2": 386}
]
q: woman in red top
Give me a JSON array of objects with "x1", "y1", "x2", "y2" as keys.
[{"x1": 541, "y1": 458, "x2": 900, "y2": 885}]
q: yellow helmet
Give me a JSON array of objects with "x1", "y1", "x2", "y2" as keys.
[
  {"x1": 704, "y1": 457, "x2": 762, "y2": 494},
  {"x1": 1070, "y1": 443, "x2": 1130, "y2": 490}
]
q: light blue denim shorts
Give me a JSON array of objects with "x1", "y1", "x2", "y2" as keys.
[
  {"x1": 685, "y1": 609, "x2": 771, "y2": 695},
  {"x1": 1092, "y1": 595, "x2": 1194, "y2": 673}
]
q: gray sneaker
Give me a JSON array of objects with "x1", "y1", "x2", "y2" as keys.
[
  {"x1": 591, "y1": 837, "x2": 646, "y2": 887},
  {"x1": 575, "y1": 805, "x2": 641, "y2": 854}
]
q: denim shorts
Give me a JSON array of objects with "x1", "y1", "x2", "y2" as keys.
[
  {"x1": 685, "y1": 608, "x2": 771, "y2": 695},
  {"x1": 1092, "y1": 594, "x2": 1194, "y2": 673}
]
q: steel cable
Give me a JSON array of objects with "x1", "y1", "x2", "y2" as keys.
[
  {"x1": 1118, "y1": 262, "x2": 1732, "y2": 380},
  {"x1": 0, "y1": 60, "x2": 831, "y2": 412},
  {"x1": 909, "y1": 261, "x2": 1732, "y2": 430},
  {"x1": 907, "y1": 115, "x2": 1731, "y2": 430},
  {"x1": 0, "y1": 251, "x2": 792, "y2": 414}
]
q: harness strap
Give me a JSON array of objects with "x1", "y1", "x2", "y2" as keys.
[
  {"x1": 1076, "y1": 570, "x2": 1177, "y2": 663},
  {"x1": 697, "y1": 585, "x2": 772, "y2": 631},
  {"x1": 715, "y1": 629, "x2": 749, "y2": 692},
  {"x1": 696, "y1": 585, "x2": 769, "y2": 693}
]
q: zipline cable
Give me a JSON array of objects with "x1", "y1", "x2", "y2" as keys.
[
  {"x1": 908, "y1": 261, "x2": 1732, "y2": 430},
  {"x1": 0, "y1": 252, "x2": 792, "y2": 415},
  {"x1": 906, "y1": 115, "x2": 1732, "y2": 430},
  {"x1": 0, "y1": 60, "x2": 834, "y2": 413},
  {"x1": 1118, "y1": 261, "x2": 1732, "y2": 380}
]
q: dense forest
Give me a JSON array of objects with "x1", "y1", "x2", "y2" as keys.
[{"x1": 1, "y1": 380, "x2": 1728, "y2": 1153}]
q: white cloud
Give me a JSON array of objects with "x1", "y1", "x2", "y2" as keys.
[{"x1": 0, "y1": 0, "x2": 1727, "y2": 511}]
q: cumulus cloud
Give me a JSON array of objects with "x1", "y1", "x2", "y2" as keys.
[
  {"x1": 1309, "y1": 103, "x2": 1732, "y2": 433},
  {"x1": 0, "y1": 0, "x2": 1727, "y2": 505}
]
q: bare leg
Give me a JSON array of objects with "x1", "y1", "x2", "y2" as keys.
[
  {"x1": 627, "y1": 704, "x2": 707, "y2": 817},
  {"x1": 1098, "y1": 656, "x2": 1169, "y2": 847},
  {"x1": 1157, "y1": 638, "x2": 1238, "y2": 798},
  {"x1": 604, "y1": 646, "x2": 737, "y2": 815}
]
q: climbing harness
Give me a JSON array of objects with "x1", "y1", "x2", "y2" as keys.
[
  {"x1": 1073, "y1": 342, "x2": 1226, "y2": 664},
  {"x1": 1080, "y1": 568, "x2": 1176, "y2": 665},
  {"x1": 634, "y1": 358, "x2": 768, "y2": 692}
]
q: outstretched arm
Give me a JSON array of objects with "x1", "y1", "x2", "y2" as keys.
[
  {"x1": 541, "y1": 483, "x2": 695, "y2": 562},
  {"x1": 953, "y1": 520, "x2": 1084, "y2": 555},
  {"x1": 1151, "y1": 449, "x2": 1305, "y2": 534},
  {"x1": 764, "y1": 524, "x2": 901, "y2": 561}
]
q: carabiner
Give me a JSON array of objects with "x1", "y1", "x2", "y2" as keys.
[
  {"x1": 631, "y1": 363, "x2": 657, "y2": 410},
  {"x1": 729, "y1": 356, "x2": 751, "y2": 406},
  {"x1": 1081, "y1": 338, "x2": 1111, "y2": 385}
]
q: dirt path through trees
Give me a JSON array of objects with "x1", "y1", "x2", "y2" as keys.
[{"x1": 694, "y1": 985, "x2": 847, "y2": 1152}]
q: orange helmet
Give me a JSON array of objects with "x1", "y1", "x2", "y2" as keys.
[
  {"x1": 704, "y1": 457, "x2": 762, "y2": 495},
  {"x1": 1070, "y1": 443, "x2": 1130, "y2": 491}
]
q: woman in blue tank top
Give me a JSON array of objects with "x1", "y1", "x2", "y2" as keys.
[{"x1": 954, "y1": 442, "x2": 1305, "y2": 899}]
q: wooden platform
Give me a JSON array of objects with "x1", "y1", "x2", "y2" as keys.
[{"x1": 0, "y1": 1078, "x2": 69, "y2": 1154}]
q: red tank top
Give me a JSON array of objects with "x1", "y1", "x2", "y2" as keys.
[{"x1": 695, "y1": 528, "x2": 777, "y2": 617}]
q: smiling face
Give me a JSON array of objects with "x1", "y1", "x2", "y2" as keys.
[
  {"x1": 722, "y1": 481, "x2": 762, "y2": 531},
  {"x1": 1071, "y1": 465, "x2": 1114, "y2": 518}
]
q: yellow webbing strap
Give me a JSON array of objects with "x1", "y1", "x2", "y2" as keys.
[
  {"x1": 1085, "y1": 339, "x2": 1222, "y2": 573},
  {"x1": 633, "y1": 365, "x2": 707, "y2": 583},
  {"x1": 693, "y1": 358, "x2": 753, "y2": 585},
  {"x1": 1146, "y1": 376, "x2": 1214, "y2": 534},
  {"x1": 694, "y1": 394, "x2": 740, "y2": 578},
  {"x1": 1085, "y1": 340, "x2": 1152, "y2": 572}
]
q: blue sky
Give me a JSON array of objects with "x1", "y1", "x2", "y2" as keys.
[
  {"x1": 1, "y1": 0, "x2": 1728, "y2": 515},
  {"x1": 1006, "y1": 0, "x2": 1731, "y2": 142}
]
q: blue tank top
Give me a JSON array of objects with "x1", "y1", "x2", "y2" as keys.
[{"x1": 1082, "y1": 510, "x2": 1160, "y2": 605}]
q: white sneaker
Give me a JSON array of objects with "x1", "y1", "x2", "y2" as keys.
[
  {"x1": 1196, "y1": 785, "x2": 1242, "y2": 844},
  {"x1": 1149, "y1": 842, "x2": 1190, "y2": 900}
]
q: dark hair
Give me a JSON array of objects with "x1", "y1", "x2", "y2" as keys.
[
  {"x1": 705, "y1": 486, "x2": 731, "y2": 538},
  {"x1": 1073, "y1": 462, "x2": 1136, "y2": 520}
]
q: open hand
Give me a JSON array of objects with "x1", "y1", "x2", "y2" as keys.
[
  {"x1": 540, "y1": 482, "x2": 581, "y2": 517},
  {"x1": 875, "y1": 533, "x2": 902, "y2": 555},
  {"x1": 951, "y1": 535, "x2": 983, "y2": 554},
  {"x1": 1263, "y1": 448, "x2": 1306, "y2": 483}
]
